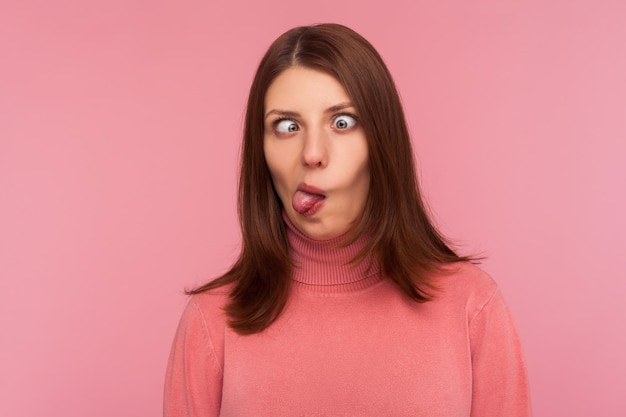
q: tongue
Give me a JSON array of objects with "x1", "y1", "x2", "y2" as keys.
[{"x1": 292, "y1": 190, "x2": 325, "y2": 214}]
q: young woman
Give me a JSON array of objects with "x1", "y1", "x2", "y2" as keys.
[{"x1": 164, "y1": 23, "x2": 531, "y2": 416}]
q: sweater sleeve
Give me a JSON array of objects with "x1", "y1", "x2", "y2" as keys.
[
  {"x1": 163, "y1": 297, "x2": 223, "y2": 417},
  {"x1": 469, "y1": 287, "x2": 532, "y2": 417}
]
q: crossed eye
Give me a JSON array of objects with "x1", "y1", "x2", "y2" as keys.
[
  {"x1": 274, "y1": 114, "x2": 357, "y2": 135},
  {"x1": 275, "y1": 120, "x2": 300, "y2": 133}
]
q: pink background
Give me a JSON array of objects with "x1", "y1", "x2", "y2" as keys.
[{"x1": 1, "y1": 1, "x2": 625, "y2": 416}]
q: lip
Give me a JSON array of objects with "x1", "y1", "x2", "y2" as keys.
[{"x1": 296, "y1": 183, "x2": 326, "y2": 197}]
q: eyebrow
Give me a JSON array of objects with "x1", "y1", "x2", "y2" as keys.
[{"x1": 264, "y1": 102, "x2": 355, "y2": 120}]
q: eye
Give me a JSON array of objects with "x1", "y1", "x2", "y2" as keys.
[
  {"x1": 274, "y1": 119, "x2": 299, "y2": 134},
  {"x1": 333, "y1": 114, "x2": 357, "y2": 130}
]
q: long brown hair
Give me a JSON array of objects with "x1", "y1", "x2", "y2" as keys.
[{"x1": 190, "y1": 23, "x2": 473, "y2": 334}]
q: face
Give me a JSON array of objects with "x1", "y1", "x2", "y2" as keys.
[{"x1": 263, "y1": 66, "x2": 370, "y2": 240}]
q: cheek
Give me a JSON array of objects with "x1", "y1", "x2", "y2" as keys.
[
  {"x1": 264, "y1": 147, "x2": 290, "y2": 197},
  {"x1": 263, "y1": 142, "x2": 279, "y2": 177},
  {"x1": 346, "y1": 143, "x2": 370, "y2": 187},
  {"x1": 355, "y1": 163, "x2": 371, "y2": 199}
]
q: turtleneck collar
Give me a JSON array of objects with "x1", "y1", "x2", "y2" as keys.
[{"x1": 282, "y1": 212, "x2": 382, "y2": 293}]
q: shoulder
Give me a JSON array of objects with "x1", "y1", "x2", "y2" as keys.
[
  {"x1": 435, "y1": 262, "x2": 497, "y2": 294},
  {"x1": 431, "y1": 262, "x2": 500, "y2": 319},
  {"x1": 184, "y1": 283, "x2": 232, "y2": 329},
  {"x1": 171, "y1": 284, "x2": 233, "y2": 372},
  {"x1": 177, "y1": 284, "x2": 232, "y2": 345},
  {"x1": 188, "y1": 284, "x2": 231, "y2": 315}
]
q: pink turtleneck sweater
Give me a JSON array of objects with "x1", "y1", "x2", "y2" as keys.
[{"x1": 163, "y1": 219, "x2": 532, "y2": 416}]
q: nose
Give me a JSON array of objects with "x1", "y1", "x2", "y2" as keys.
[{"x1": 301, "y1": 128, "x2": 328, "y2": 168}]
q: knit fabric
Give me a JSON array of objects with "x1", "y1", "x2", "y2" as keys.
[{"x1": 164, "y1": 217, "x2": 532, "y2": 416}]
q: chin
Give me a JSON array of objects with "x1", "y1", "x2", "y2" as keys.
[{"x1": 305, "y1": 222, "x2": 351, "y2": 241}]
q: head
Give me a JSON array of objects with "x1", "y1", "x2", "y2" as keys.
[
  {"x1": 241, "y1": 23, "x2": 420, "y2": 247},
  {"x1": 194, "y1": 23, "x2": 468, "y2": 334}
]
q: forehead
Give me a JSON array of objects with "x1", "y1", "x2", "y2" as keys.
[{"x1": 264, "y1": 67, "x2": 352, "y2": 112}]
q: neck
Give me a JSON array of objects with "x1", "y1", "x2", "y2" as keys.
[{"x1": 283, "y1": 212, "x2": 381, "y2": 293}]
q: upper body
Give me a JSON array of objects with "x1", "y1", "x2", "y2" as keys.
[
  {"x1": 163, "y1": 216, "x2": 532, "y2": 416},
  {"x1": 164, "y1": 23, "x2": 532, "y2": 417}
]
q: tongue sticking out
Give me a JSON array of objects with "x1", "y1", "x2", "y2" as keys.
[{"x1": 292, "y1": 190, "x2": 325, "y2": 216}]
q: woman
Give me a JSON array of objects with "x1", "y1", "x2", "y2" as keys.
[{"x1": 164, "y1": 23, "x2": 531, "y2": 416}]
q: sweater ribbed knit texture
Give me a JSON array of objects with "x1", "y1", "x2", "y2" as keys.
[
  {"x1": 164, "y1": 217, "x2": 532, "y2": 416},
  {"x1": 287, "y1": 214, "x2": 381, "y2": 293}
]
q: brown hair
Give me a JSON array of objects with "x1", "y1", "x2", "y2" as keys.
[{"x1": 189, "y1": 23, "x2": 473, "y2": 334}]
